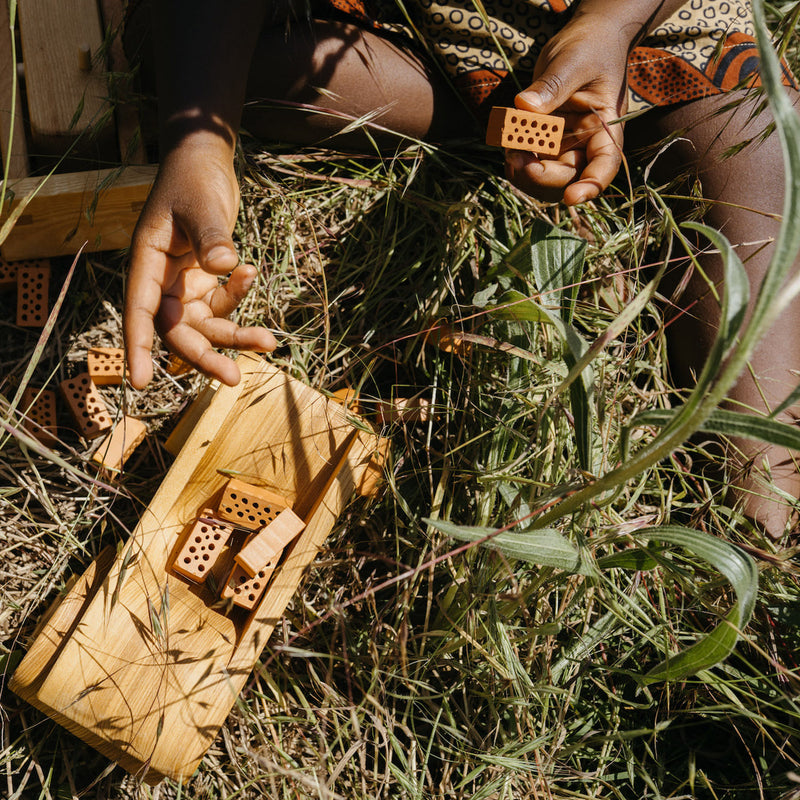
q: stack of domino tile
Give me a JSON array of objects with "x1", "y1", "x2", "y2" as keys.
[
  {"x1": 170, "y1": 478, "x2": 306, "y2": 611},
  {"x1": 20, "y1": 345, "x2": 148, "y2": 473}
]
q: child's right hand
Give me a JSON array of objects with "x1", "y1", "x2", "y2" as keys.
[
  {"x1": 124, "y1": 135, "x2": 277, "y2": 390},
  {"x1": 505, "y1": 10, "x2": 630, "y2": 205}
]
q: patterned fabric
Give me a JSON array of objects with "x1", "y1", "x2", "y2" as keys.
[{"x1": 330, "y1": 0, "x2": 798, "y2": 114}]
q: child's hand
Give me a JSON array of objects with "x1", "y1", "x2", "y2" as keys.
[
  {"x1": 505, "y1": 12, "x2": 629, "y2": 205},
  {"x1": 124, "y1": 137, "x2": 277, "y2": 389}
]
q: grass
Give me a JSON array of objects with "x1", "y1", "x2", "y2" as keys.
[{"x1": 3, "y1": 3, "x2": 800, "y2": 798}]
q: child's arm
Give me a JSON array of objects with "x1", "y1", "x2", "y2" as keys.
[
  {"x1": 124, "y1": 0, "x2": 277, "y2": 390},
  {"x1": 506, "y1": 0, "x2": 686, "y2": 205}
]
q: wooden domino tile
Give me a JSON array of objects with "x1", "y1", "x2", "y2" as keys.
[
  {"x1": 171, "y1": 512, "x2": 234, "y2": 583},
  {"x1": 92, "y1": 415, "x2": 147, "y2": 472},
  {"x1": 20, "y1": 387, "x2": 58, "y2": 447},
  {"x1": 0, "y1": 257, "x2": 19, "y2": 290},
  {"x1": 234, "y1": 507, "x2": 306, "y2": 577},
  {"x1": 486, "y1": 107, "x2": 563, "y2": 156},
  {"x1": 16, "y1": 262, "x2": 51, "y2": 327},
  {"x1": 59, "y1": 373, "x2": 112, "y2": 439},
  {"x1": 221, "y1": 558, "x2": 277, "y2": 610},
  {"x1": 217, "y1": 479, "x2": 290, "y2": 531},
  {"x1": 87, "y1": 347, "x2": 126, "y2": 385}
]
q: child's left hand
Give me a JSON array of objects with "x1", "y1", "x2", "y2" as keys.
[{"x1": 505, "y1": 11, "x2": 629, "y2": 205}]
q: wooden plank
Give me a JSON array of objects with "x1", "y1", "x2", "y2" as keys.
[
  {"x1": 17, "y1": 0, "x2": 112, "y2": 153},
  {"x1": 0, "y1": 165, "x2": 157, "y2": 259},
  {"x1": 0, "y1": 0, "x2": 29, "y2": 177},
  {"x1": 9, "y1": 356, "x2": 380, "y2": 783}
]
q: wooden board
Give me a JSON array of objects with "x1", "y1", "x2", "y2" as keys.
[
  {"x1": 17, "y1": 0, "x2": 112, "y2": 153},
  {"x1": 9, "y1": 355, "x2": 380, "y2": 783},
  {"x1": 0, "y1": 165, "x2": 157, "y2": 259},
  {"x1": 0, "y1": 0, "x2": 29, "y2": 178}
]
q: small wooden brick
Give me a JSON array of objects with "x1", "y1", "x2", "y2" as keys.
[
  {"x1": 16, "y1": 262, "x2": 50, "y2": 327},
  {"x1": 217, "y1": 479, "x2": 290, "y2": 531},
  {"x1": 59, "y1": 372, "x2": 112, "y2": 439},
  {"x1": 0, "y1": 257, "x2": 19, "y2": 290},
  {"x1": 172, "y1": 512, "x2": 234, "y2": 583},
  {"x1": 234, "y1": 508, "x2": 305, "y2": 577},
  {"x1": 486, "y1": 107, "x2": 563, "y2": 156},
  {"x1": 376, "y1": 397, "x2": 432, "y2": 426},
  {"x1": 20, "y1": 387, "x2": 58, "y2": 447},
  {"x1": 92, "y1": 415, "x2": 147, "y2": 472},
  {"x1": 356, "y1": 436, "x2": 391, "y2": 498},
  {"x1": 221, "y1": 558, "x2": 277, "y2": 610},
  {"x1": 88, "y1": 347, "x2": 126, "y2": 385}
]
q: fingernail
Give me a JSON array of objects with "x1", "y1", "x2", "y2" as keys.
[
  {"x1": 207, "y1": 245, "x2": 234, "y2": 265},
  {"x1": 517, "y1": 91, "x2": 542, "y2": 109}
]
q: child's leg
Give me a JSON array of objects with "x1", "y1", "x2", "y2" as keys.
[
  {"x1": 242, "y1": 20, "x2": 476, "y2": 146},
  {"x1": 628, "y1": 89, "x2": 800, "y2": 538}
]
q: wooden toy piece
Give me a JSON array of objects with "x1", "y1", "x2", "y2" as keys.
[
  {"x1": 486, "y1": 106, "x2": 563, "y2": 156},
  {"x1": 164, "y1": 381, "x2": 220, "y2": 457},
  {"x1": 356, "y1": 436, "x2": 391, "y2": 498},
  {"x1": 376, "y1": 396, "x2": 432, "y2": 426},
  {"x1": 172, "y1": 512, "x2": 234, "y2": 584},
  {"x1": 0, "y1": 165, "x2": 157, "y2": 261},
  {"x1": 92, "y1": 415, "x2": 147, "y2": 472},
  {"x1": 87, "y1": 347, "x2": 126, "y2": 385},
  {"x1": 20, "y1": 386, "x2": 58, "y2": 447},
  {"x1": 331, "y1": 386, "x2": 361, "y2": 413},
  {"x1": 10, "y1": 356, "x2": 379, "y2": 784},
  {"x1": 221, "y1": 558, "x2": 278, "y2": 610},
  {"x1": 235, "y1": 508, "x2": 306, "y2": 577},
  {"x1": 217, "y1": 479, "x2": 290, "y2": 531},
  {"x1": 428, "y1": 322, "x2": 472, "y2": 358},
  {"x1": 16, "y1": 262, "x2": 50, "y2": 327},
  {"x1": 166, "y1": 353, "x2": 194, "y2": 377},
  {"x1": 0, "y1": 257, "x2": 18, "y2": 290},
  {"x1": 59, "y1": 372, "x2": 112, "y2": 439}
]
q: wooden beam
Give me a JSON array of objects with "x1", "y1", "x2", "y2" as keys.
[
  {"x1": 0, "y1": 0, "x2": 29, "y2": 177},
  {"x1": 0, "y1": 165, "x2": 157, "y2": 259},
  {"x1": 17, "y1": 0, "x2": 114, "y2": 155}
]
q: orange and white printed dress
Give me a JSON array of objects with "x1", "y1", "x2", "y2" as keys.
[{"x1": 326, "y1": 0, "x2": 797, "y2": 115}]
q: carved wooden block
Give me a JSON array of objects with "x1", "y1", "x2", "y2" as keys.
[
  {"x1": 88, "y1": 347, "x2": 126, "y2": 385},
  {"x1": 234, "y1": 508, "x2": 306, "y2": 577},
  {"x1": 172, "y1": 512, "x2": 234, "y2": 583},
  {"x1": 16, "y1": 262, "x2": 50, "y2": 327},
  {"x1": 376, "y1": 396, "x2": 432, "y2": 426},
  {"x1": 217, "y1": 479, "x2": 289, "y2": 531},
  {"x1": 21, "y1": 387, "x2": 58, "y2": 447},
  {"x1": 92, "y1": 415, "x2": 147, "y2": 472},
  {"x1": 0, "y1": 257, "x2": 18, "y2": 289},
  {"x1": 486, "y1": 107, "x2": 563, "y2": 156},
  {"x1": 356, "y1": 436, "x2": 391, "y2": 498},
  {"x1": 221, "y1": 558, "x2": 277, "y2": 610},
  {"x1": 59, "y1": 373, "x2": 112, "y2": 439}
]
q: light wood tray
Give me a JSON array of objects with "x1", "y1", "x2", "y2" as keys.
[{"x1": 10, "y1": 355, "x2": 378, "y2": 783}]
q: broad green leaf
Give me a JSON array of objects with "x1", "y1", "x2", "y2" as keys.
[
  {"x1": 425, "y1": 517, "x2": 594, "y2": 575},
  {"x1": 632, "y1": 407, "x2": 800, "y2": 450},
  {"x1": 503, "y1": 219, "x2": 587, "y2": 323},
  {"x1": 489, "y1": 289, "x2": 595, "y2": 471},
  {"x1": 634, "y1": 526, "x2": 758, "y2": 684}
]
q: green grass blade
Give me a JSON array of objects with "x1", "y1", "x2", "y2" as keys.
[
  {"x1": 633, "y1": 525, "x2": 758, "y2": 684},
  {"x1": 632, "y1": 406, "x2": 800, "y2": 450},
  {"x1": 425, "y1": 517, "x2": 595, "y2": 575}
]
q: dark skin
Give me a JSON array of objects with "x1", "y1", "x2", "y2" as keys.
[{"x1": 125, "y1": 0, "x2": 800, "y2": 536}]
